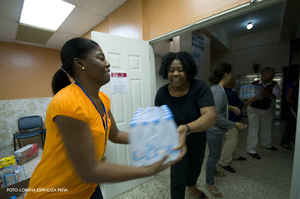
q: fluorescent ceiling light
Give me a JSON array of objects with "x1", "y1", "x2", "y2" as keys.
[
  {"x1": 20, "y1": 0, "x2": 75, "y2": 31},
  {"x1": 247, "y1": 22, "x2": 254, "y2": 30}
]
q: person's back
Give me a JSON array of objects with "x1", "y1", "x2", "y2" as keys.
[
  {"x1": 208, "y1": 84, "x2": 233, "y2": 133},
  {"x1": 211, "y1": 85, "x2": 228, "y2": 117}
]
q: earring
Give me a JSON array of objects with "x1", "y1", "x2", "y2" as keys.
[{"x1": 81, "y1": 66, "x2": 85, "y2": 71}]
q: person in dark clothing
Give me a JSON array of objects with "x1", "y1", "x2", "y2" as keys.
[
  {"x1": 245, "y1": 67, "x2": 281, "y2": 160},
  {"x1": 281, "y1": 68, "x2": 299, "y2": 150},
  {"x1": 245, "y1": 67, "x2": 281, "y2": 159},
  {"x1": 224, "y1": 80, "x2": 244, "y2": 123},
  {"x1": 207, "y1": 63, "x2": 247, "y2": 198},
  {"x1": 155, "y1": 52, "x2": 216, "y2": 199},
  {"x1": 219, "y1": 78, "x2": 247, "y2": 174}
]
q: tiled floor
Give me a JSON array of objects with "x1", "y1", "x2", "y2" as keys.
[
  {"x1": 114, "y1": 122, "x2": 293, "y2": 199},
  {"x1": 16, "y1": 122, "x2": 293, "y2": 199}
]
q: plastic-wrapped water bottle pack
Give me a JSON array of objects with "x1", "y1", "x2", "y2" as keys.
[
  {"x1": 239, "y1": 84, "x2": 262, "y2": 100},
  {"x1": 129, "y1": 105, "x2": 180, "y2": 166}
]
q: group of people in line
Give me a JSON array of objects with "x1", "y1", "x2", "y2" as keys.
[{"x1": 24, "y1": 37, "x2": 296, "y2": 199}]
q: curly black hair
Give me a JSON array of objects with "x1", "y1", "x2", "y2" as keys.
[{"x1": 159, "y1": 52, "x2": 198, "y2": 81}]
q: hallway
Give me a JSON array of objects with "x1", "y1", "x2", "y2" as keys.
[{"x1": 115, "y1": 122, "x2": 293, "y2": 199}]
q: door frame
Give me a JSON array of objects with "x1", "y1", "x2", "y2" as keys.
[
  {"x1": 291, "y1": 84, "x2": 300, "y2": 199},
  {"x1": 150, "y1": 1, "x2": 299, "y2": 199}
]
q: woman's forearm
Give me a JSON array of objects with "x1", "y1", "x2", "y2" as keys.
[
  {"x1": 187, "y1": 109, "x2": 216, "y2": 133},
  {"x1": 111, "y1": 131, "x2": 129, "y2": 144}
]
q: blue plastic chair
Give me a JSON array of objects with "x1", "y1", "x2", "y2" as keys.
[{"x1": 13, "y1": 115, "x2": 46, "y2": 151}]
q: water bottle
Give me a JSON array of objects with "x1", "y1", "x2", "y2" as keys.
[
  {"x1": 129, "y1": 105, "x2": 179, "y2": 166},
  {"x1": 164, "y1": 116, "x2": 180, "y2": 162},
  {"x1": 130, "y1": 121, "x2": 145, "y2": 167}
]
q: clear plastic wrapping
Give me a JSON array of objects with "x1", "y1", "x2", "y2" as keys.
[{"x1": 129, "y1": 105, "x2": 180, "y2": 166}]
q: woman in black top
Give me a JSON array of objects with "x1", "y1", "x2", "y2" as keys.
[{"x1": 155, "y1": 52, "x2": 216, "y2": 199}]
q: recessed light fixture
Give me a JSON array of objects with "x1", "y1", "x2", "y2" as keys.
[
  {"x1": 20, "y1": 0, "x2": 75, "y2": 31},
  {"x1": 247, "y1": 22, "x2": 254, "y2": 30}
]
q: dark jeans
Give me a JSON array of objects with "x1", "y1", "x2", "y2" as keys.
[
  {"x1": 206, "y1": 132, "x2": 224, "y2": 186},
  {"x1": 90, "y1": 186, "x2": 104, "y2": 199},
  {"x1": 170, "y1": 133, "x2": 206, "y2": 199},
  {"x1": 281, "y1": 108, "x2": 297, "y2": 146}
]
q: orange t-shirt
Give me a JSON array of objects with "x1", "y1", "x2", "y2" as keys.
[{"x1": 24, "y1": 83, "x2": 111, "y2": 199}]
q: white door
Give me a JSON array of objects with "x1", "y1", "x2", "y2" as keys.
[{"x1": 91, "y1": 32, "x2": 156, "y2": 199}]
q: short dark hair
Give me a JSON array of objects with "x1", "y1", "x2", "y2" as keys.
[
  {"x1": 159, "y1": 52, "x2": 197, "y2": 81},
  {"x1": 51, "y1": 38, "x2": 99, "y2": 95},
  {"x1": 261, "y1": 67, "x2": 275, "y2": 74},
  {"x1": 209, "y1": 62, "x2": 232, "y2": 84}
]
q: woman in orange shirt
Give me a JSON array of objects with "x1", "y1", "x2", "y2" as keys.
[{"x1": 24, "y1": 38, "x2": 186, "y2": 199}]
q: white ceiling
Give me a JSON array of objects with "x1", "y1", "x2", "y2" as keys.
[{"x1": 0, "y1": 0, "x2": 127, "y2": 49}]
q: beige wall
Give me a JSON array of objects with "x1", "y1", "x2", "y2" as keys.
[
  {"x1": 84, "y1": 0, "x2": 250, "y2": 40},
  {"x1": 143, "y1": 0, "x2": 250, "y2": 40},
  {"x1": 1, "y1": 0, "x2": 251, "y2": 99},
  {"x1": 0, "y1": 42, "x2": 60, "y2": 99},
  {"x1": 83, "y1": 0, "x2": 144, "y2": 39},
  {"x1": 214, "y1": 27, "x2": 290, "y2": 76}
]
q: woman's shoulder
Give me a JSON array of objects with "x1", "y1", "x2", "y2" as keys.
[
  {"x1": 51, "y1": 84, "x2": 80, "y2": 103},
  {"x1": 156, "y1": 84, "x2": 169, "y2": 95},
  {"x1": 209, "y1": 84, "x2": 224, "y2": 96},
  {"x1": 49, "y1": 84, "x2": 85, "y2": 113},
  {"x1": 47, "y1": 84, "x2": 90, "y2": 121}
]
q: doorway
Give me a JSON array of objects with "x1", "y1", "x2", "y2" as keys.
[{"x1": 150, "y1": 0, "x2": 298, "y2": 198}]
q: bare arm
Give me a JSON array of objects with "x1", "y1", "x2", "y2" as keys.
[
  {"x1": 108, "y1": 111, "x2": 129, "y2": 144},
  {"x1": 187, "y1": 106, "x2": 216, "y2": 133},
  {"x1": 54, "y1": 116, "x2": 168, "y2": 184}
]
